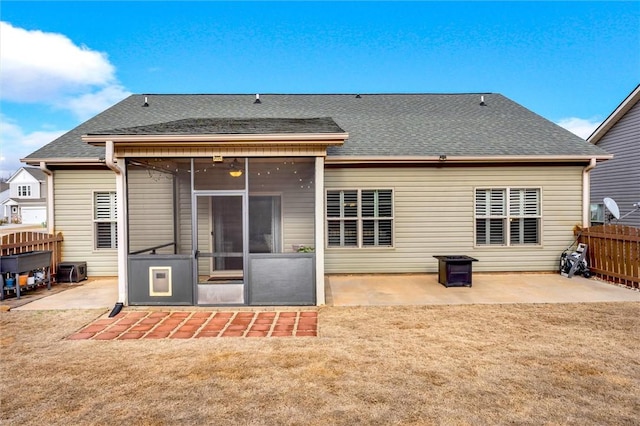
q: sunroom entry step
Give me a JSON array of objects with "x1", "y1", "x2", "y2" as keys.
[{"x1": 197, "y1": 283, "x2": 244, "y2": 304}]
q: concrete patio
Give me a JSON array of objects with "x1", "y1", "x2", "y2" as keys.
[
  {"x1": 4, "y1": 272, "x2": 638, "y2": 311},
  {"x1": 11, "y1": 278, "x2": 119, "y2": 311},
  {"x1": 325, "y1": 273, "x2": 639, "y2": 306}
]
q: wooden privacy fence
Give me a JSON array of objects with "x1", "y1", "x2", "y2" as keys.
[
  {"x1": 1, "y1": 231, "x2": 64, "y2": 281},
  {"x1": 576, "y1": 225, "x2": 639, "y2": 289}
]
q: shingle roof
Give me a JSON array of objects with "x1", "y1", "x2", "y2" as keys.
[
  {"x1": 25, "y1": 93, "x2": 609, "y2": 160},
  {"x1": 0, "y1": 189, "x2": 10, "y2": 204},
  {"x1": 90, "y1": 117, "x2": 345, "y2": 135},
  {"x1": 8, "y1": 166, "x2": 47, "y2": 182},
  {"x1": 22, "y1": 167, "x2": 47, "y2": 181}
]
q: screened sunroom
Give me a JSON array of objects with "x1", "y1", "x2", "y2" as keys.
[{"x1": 83, "y1": 117, "x2": 347, "y2": 306}]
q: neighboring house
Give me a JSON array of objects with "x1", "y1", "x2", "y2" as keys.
[
  {"x1": 3, "y1": 167, "x2": 48, "y2": 225},
  {"x1": 22, "y1": 93, "x2": 610, "y2": 307},
  {"x1": 588, "y1": 84, "x2": 640, "y2": 227},
  {"x1": 0, "y1": 188, "x2": 10, "y2": 222}
]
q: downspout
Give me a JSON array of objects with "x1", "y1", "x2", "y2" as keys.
[
  {"x1": 105, "y1": 140, "x2": 124, "y2": 175},
  {"x1": 582, "y1": 158, "x2": 597, "y2": 228},
  {"x1": 105, "y1": 141, "x2": 126, "y2": 317},
  {"x1": 39, "y1": 162, "x2": 54, "y2": 234}
]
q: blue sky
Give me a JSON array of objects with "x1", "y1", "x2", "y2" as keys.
[{"x1": 1, "y1": 1, "x2": 638, "y2": 177}]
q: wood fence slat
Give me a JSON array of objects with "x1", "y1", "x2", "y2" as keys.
[
  {"x1": 576, "y1": 224, "x2": 640, "y2": 289},
  {"x1": 623, "y1": 227, "x2": 631, "y2": 286},
  {"x1": 1, "y1": 231, "x2": 64, "y2": 282}
]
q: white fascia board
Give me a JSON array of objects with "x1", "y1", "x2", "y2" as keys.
[
  {"x1": 325, "y1": 154, "x2": 613, "y2": 165},
  {"x1": 21, "y1": 158, "x2": 106, "y2": 167},
  {"x1": 82, "y1": 133, "x2": 349, "y2": 146}
]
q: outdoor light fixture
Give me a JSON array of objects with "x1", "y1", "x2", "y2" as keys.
[{"x1": 228, "y1": 159, "x2": 243, "y2": 178}]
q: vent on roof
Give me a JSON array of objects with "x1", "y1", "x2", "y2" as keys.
[
  {"x1": 355, "y1": 94, "x2": 361, "y2": 98},
  {"x1": 254, "y1": 94, "x2": 261, "y2": 104},
  {"x1": 142, "y1": 96, "x2": 149, "y2": 107},
  {"x1": 479, "y1": 95, "x2": 486, "y2": 106}
]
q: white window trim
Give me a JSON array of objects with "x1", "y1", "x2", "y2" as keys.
[
  {"x1": 93, "y1": 190, "x2": 118, "y2": 251},
  {"x1": 325, "y1": 188, "x2": 395, "y2": 249},
  {"x1": 17, "y1": 184, "x2": 32, "y2": 197},
  {"x1": 474, "y1": 187, "x2": 543, "y2": 247},
  {"x1": 589, "y1": 203, "x2": 605, "y2": 225}
]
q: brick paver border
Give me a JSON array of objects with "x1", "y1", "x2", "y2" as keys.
[{"x1": 67, "y1": 310, "x2": 318, "y2": 340}]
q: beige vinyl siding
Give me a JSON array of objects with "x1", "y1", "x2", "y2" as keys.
[
  {"x1": 249, "y1": 160, "x2": 315, "y2": 252},
  {"x1": 281, "y1": 188, "x2": 314, "y2": 251},
  {"x1": 127, "y1": 167, "x2": 175, "y2": 254},
  {"x1": 196, "y1": 195, "x2": 211, "y2": 274},
  {"x1": 324, "y1": 165, "x2": 584, "y2": 273},
  {"x1": 53, "y1": 169, "x2": 117, "y2": 276},
  {"x1": 176, "y1": 174, "x2": 193, "y2": 255}
]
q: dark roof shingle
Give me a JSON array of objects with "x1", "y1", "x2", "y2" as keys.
[
  {"x1": 25, "y1": 93, "x2": 609, "y2": 160},
  {"x1": 90, "y1": 117, "x2": 345, "y2": 135}
]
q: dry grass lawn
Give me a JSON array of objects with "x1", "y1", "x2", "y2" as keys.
[{"x1": 1, "y1": 302, "x2": 639, "y2": 425}]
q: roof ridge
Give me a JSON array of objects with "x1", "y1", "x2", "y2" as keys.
[{"x1": 134, "y1": 92, "x2": 497, "y2": 96}]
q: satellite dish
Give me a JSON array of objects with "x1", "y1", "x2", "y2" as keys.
[{"x1": 603, "y1": 197, "x2": 620, "y2": 220}]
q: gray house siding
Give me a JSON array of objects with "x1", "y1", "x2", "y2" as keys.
[{"x1": 590, "y1": 100, "x2": 640, "y2": 227}]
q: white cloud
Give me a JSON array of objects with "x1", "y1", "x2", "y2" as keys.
[
  {"x1": 0, "y1": 21, "x2": 117, "y2": 103},
  {"x1": 61, "y1": 84, "x2": 132, "y2": 120},
  {"x1": 556, "y1": 117, "x2": 601, "y2": 140},
  {"x1": 0, "y1": 22, "x2": 131, "y2": 177},
  {"x1": 0, "y1": 115, "x2": 66, "y2": 177}
]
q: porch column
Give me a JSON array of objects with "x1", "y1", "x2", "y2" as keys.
[
  {"x1": 314, "y1": 156, "x2": 325, "y2": 305},
  {"x1": 39, "y1": 162, "x2": 54, "y2": 234},
  {"x1": 106, "y1": 140, "x2": 128, "y2": 305},
  {"x1": 115, "y1": 164, "x2": 128, "y2": 305}
]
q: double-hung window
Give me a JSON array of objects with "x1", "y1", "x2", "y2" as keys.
[
  {"x1": 475, "y1": 188, "x2": 541, "y2": 246},
  {"x1": 94, "y1": 191, "x2": 118, "y2": 249},
  {"x1": 327, "y1": 189, "x2": 393, "y2": 248},
  {"x1": 18, "y1": 185, "x2": 31, "y2": 197}
]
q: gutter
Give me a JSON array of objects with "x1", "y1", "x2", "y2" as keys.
[
  {"x1": 105, "y1": 140, "x2": 124, "y2": 175},
  {"x1": 325, "y1": 154, "x2": 613, "y2": 165},
  {"x1": 582, "y1": 158, "x2": 597, "y2": 227},
  {"x1": 22, "y1": 157, "x2": 104, "y2": 167},
  {"x1": 39, "y1": 162, "x2": 54, "y2": 234}
]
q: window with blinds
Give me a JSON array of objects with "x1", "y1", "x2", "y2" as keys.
[
  {"x1": 94, "y1": 191, "x2": 118, "y2": 249},
  {"x1": 475, "y1": 188, "x2": 541, "y2": 246},
  {"x1": 326, "y1": 189, "x2": 393, "y2": 248}
]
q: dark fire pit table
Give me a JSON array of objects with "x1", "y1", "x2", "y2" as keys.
[{"x1": 433, "y1": 255, "x2": 478, "y2": 288}]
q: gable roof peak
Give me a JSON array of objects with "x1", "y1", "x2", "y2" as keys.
[{"x1": 588, "y1": 84, "x2": 640, "y2": 144}]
